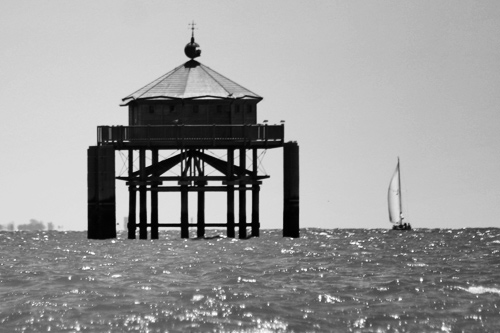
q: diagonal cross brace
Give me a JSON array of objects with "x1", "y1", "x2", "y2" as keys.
[
  {"x1": 119, "y1": 149, "x2": 253, "y2": 180},
  {"x1": 189, "y1": 150, "x2": 252, "y2": 177}
]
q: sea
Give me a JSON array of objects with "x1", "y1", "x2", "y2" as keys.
[{"x1": 1, "y1": 228, "x2": 499, "y2": 333}]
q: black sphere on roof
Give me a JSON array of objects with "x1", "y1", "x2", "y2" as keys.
[{"x1": 185, "y1": 37, "x2": 201, "y2": 59}]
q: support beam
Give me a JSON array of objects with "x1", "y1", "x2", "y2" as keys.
[
  {"x1": 142, "y1": 186, "x2": 260, "y2": 192},
  {"x1": 151, "y1": 148, "x2": 159, "y2": 239},
  {"x1": 157, "y1": 223, "x2": 247, "y2": 227},
  {"x1": 252, "y1": 148, "x2": 260, "y2": 237},
  {"x1": 180, "y1": 184, "x2": 189, "y2": 238},
  {"x1": 196, "y1": 150, "x2": 206, "y2": 238},
  {"x1": 180, "y1": 149, "x2": 190, "y2": 238},
  {"x1": 239, "y1": 148, "x2": 247, "y2": 239},
  {"x1": 88, "y1": 145, "x2": 116, "y2": 239},
  {"x1": 283, "y1": 142, "x2": 300, "y2": 238},
  {"x1": 128, "y1": 149, "x2": 136, "y2": 239},
  {"x1": 197, "y1": 182, "x2": 206, "y2": 238},
  {"x1": 139, "y1": 149, "x2": 148, "y2": 239},
  {"x1": 251, "y1": 185, "x2": 260, "y2": 237},
  {"x1": 226, "y1": 149, "x2": 235, "y2": 238}
]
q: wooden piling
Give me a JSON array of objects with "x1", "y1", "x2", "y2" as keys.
[
  {"x1": 151, "y1": 149, "x2": 159, "y2": 239},
  {"x1": 128, "y1": 149, "x2": 136, "y2": 239},
  {"x1": 252, "y1": 148, "x2": 260, "y2": 237},
  {"x1": 180, "y1": 183, "x2": 189, "y2": 238},
  {"x1": 227, "y1": 148, "x2": 235, "y2": 238},
  {"x1": 283, "y1": 142, "x2": 300, "y2": 238},
  {"x1": 239, "y1": 148, "x2": 247, "y2": 239},
  {"x1": 197, "y1": 182, "x2": 206, "y2": 238},
  {"x1": 87, "y1": 145, "x2": 116, "y2": 239},
  {"x1": 139, "y1": 149, "x2": 148, "y2": 239}
]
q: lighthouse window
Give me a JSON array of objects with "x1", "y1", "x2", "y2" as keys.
[
  {"x1": 217, "y1": 105, "x2": 223, "y2": 113},
  {"x1": 132, "y1": 106, "x2": 138, "y2": 125},
  {"x1": 193, "y1": 105, "x2": 199, "y2": 113},
  {"x1": 246, "y1": 105, "x2": 252, "y2": 113},
  {"x1": 149, "y1": 105, "x2": 155, "y2": 114}
]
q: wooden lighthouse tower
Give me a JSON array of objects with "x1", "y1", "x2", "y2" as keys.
[{"x1": 88, "y1": 27, "x2": 299, "y2": 239}]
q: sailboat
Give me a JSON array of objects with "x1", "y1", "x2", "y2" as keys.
[{"x1": 388, "y1": 158, "x2": 412, "y2": 230}]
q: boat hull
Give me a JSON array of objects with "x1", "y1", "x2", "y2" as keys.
[{"x1": 392, "y1": 224, "x2": 412, "y2": 231}]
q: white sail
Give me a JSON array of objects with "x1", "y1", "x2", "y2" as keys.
[{"x1": 388, "y1": 161, "x2": 402, "y2": 224}]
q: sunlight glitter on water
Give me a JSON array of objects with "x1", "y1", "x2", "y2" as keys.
[{"x1": 0, "y1": 228, "x2": 499, "y2": 332}]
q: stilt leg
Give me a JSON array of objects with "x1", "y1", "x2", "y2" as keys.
[
  {"x1": 252, "y1": 149, "x2": 260, "y2": 237},
  {"x1": 139, "y1": 149, "x2": 148, "y2": 239},
  {"x1": 128, "y1": 149, "x2": 136, "y2": 239},
  {"x1": 283, "y1": 142, "x2": 300, "y2": 238},
  {"x1": 128, "y1": 187, "x2": 137, "y2": 239},
  {"x1": 239, "y1": 148, "x2": 247, "y2": 239},
  {"x1": 151, "y1": 149, "x2": 159, "y2": 239},
  {"x1": 227, "y1": 149, "x2": 235, "y2": 238},
  {"x1": 87, "y1": 146, "x2": 116, "y2": 239},
  {"x1": 252, "y1": 185, "x2": 260, "y2": 237},
  {"x1": 197, "y1": 183, "x2": 205, "y2": 238},
  {"x1": 181, "y1": 184, "x2": 189, "y2": 238}
]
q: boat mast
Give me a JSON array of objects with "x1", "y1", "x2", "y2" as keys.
[{"x1": 398, "y1": 157, "x2": 403, "y2": 224}]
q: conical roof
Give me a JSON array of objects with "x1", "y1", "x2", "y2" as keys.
[{"x1": 121, "y1": 59, "x2": 262, "y2": 105}]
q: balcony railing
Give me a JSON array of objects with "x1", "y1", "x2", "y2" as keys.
[{"x1": 97, "y1": 124, "x2": 284, "y2": 146}]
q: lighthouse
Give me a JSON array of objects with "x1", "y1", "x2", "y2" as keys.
[{"x1": 88, "y1": 27, "x2": 299, "y2": 239}]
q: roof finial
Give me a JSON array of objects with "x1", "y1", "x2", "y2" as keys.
[
  {"x1": 185, "y1": 21, "x2": 201, "y2": 59},
  {"x1": 189, "y1": 21, "x2": 196, "y2": 43}
]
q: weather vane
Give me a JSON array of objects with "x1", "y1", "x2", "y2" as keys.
[{"x1": 188, "y1": 21, "x2": 197, "y2": 39}]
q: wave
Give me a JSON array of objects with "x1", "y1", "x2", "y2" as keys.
[{"x1": 460, "y1": 286, "x2": 500, "y2": 295}]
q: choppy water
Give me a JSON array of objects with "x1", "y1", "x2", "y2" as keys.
[{"x1": 0, "y1": 228, "x2": 499, "y2": 332}]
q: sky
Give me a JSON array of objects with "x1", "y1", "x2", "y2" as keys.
[{"x1": 1, "y1": 1, "x2": 499, "y2": 231}]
